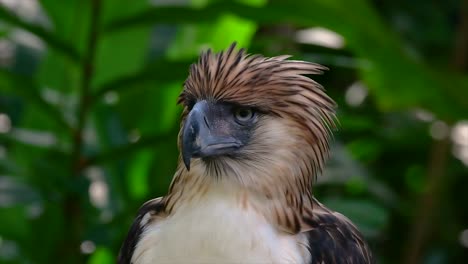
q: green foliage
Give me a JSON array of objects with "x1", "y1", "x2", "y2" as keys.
[{"x1": 0, "y1": 0, "x2": 467, "y2": 263}]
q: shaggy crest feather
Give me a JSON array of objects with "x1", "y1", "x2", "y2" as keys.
[{"x1": 179, "y1": 42, "x2": 337, "y2": 177}]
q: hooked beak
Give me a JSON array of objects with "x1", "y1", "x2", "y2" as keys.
[{"x1": 181, "y1": 101, "x2": 242, "y2": 170}]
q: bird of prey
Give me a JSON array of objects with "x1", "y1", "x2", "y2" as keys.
[{"x1": 118, "y1": 43, "x2": 374, "y2": 264}]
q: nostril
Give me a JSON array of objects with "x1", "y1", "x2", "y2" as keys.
[{"x1": 204, "y1": 116, "x2": 210, "y2": 129}]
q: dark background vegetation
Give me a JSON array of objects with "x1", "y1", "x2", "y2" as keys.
[{"x1": 0, "y1": 0, "x2": 467, "y2": 263}]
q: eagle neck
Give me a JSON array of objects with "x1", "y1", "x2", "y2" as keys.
[{"x1": 164, "y1": 159, "x2": 316, "y2": 235}]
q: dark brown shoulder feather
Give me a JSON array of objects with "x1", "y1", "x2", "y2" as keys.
[
  {"x1": 117, "y1": 198, "x2": 165, "y2": 264},
  {"x1": 304, "y1": 198, "x2": 375, "y2": 264}
]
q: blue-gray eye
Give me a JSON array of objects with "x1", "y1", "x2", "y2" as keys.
[{"x1": 234, "y1": 108, "x2": 255, "y2": 122}]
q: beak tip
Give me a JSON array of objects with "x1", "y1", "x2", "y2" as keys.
[
  {"x1": 182, "y1": 120, "x2": 195, "y2": 171},
  {"x1": 183, "y1": 155, "x2": 191, "y2": 171}
]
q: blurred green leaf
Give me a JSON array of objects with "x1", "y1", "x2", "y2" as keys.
[
  {"x1": 101, "y1": 0, "x2": 149, "y2": 25},
  {"x1": 26, "y1": 202, "x2": 65, "y2": 263},
  {"x1": 167, "y1": 13, "x2": 257, "y2": 59},
  {"x1": 92, "y1": 25, "x2": 151, "y2": 89},
  {"x1": 88, "y1": 247, "x2": 113, "y2": 264},
  {"x1": 0, "y1": 3, "x2": 80, "y2": 62},
  {"x1": 94, "y1": 59, "x2": 191, "y2": 99},
  {"x1": 36, "y1": 49, "x2": 81, "y2": 93},
  {"x1": 0, "y1": 207, "x2": 30, "y2": 240},
  {"x1": 339, "y1": 113, "x2": 376, "y2": 132},
  {"x1": 405, "y1": 165, "x2": 427, "y2": 194},
  {"x1": 345, "y1": 176, "x2": 367, "y2": 195},
  {"x1": 86, "y1": 130, "x2": 176, "y2": 166},
  {"x1": 104, "y1": 2, "x2": 260, "y2": 32},
  {"x1": 127, "y1": 150, "x2": 153, "y2": 200},
  {"x1": 0, "y1": 69, "x2": 71, "y2": 130},
  {"x1": 346, "y1": 138, "x2": 382, "y2": 162},
  {"x1": 0, "y1": 28, "x2": 9, "y2": 38}
]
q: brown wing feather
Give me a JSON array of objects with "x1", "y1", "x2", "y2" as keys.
[
  {"x1": 304, "y1": 198, "x2": 374, "y2": 264},
  {"x1": 117, "y1": 198, "x2": 166, "y2": 264}
]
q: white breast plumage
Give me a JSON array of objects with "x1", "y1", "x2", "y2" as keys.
[{"x1": 131, "y1": 189, "x2": 307, "y2": 264}]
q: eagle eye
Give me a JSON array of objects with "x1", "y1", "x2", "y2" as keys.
[{"x1": 234, "y1": 107, "x2": 255, "y2": 123}]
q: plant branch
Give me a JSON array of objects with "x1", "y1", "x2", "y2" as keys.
[
  {"x1": 59, "y1": 0, "x2": 101, "y2": 263},
  {"x1": 403, "y1": 137, "x2": 451, "y2": 264},
  {"x1": 0, "y1": 4, "x2": 81, "y2": 63},
  {"x1": 453, "y1": 0, "x2": 468, "y2": 70},
  {"x1": 403, "y1": 1, "x2": 467, "y2": 263},
  {"x1": 71, "y1": 0, "x2": 101, "y2": 172}
]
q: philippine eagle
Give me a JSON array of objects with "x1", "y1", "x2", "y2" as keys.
[{"x1": 118, "y1": 43, "x2": 374, "y2": 264}]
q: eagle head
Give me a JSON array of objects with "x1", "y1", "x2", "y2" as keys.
[{"x1": 177, "y1": 43, "x2": 336, "y2": 195}]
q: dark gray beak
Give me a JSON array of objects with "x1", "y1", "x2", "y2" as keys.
[{"x1": 181, "y1": 101, "x2": 242, "y2": 170}]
